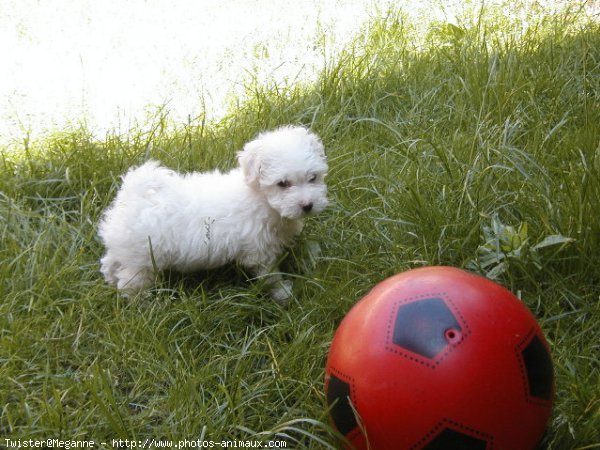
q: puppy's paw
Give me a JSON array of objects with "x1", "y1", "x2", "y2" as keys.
[{"x1": 270, "y1": 279, "x2": 293, "y2": 302}]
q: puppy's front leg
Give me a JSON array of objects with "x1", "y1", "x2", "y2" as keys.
[{"x1": 252, "y1": 265, "x2": 293, "y2": 302}]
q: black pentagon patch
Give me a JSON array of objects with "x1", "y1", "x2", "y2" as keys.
[
  {"x1": 326, "y1": 374, "x2": 357, "y2": 436},
  {"x1": 423, "y1": 428, "x2": 489, "y2": 450},
  {"x1": 521, "y1": 335, "x2": 554, "y2": 401},
  {"x1": 393, "y1": 297, "x2": 461, "y2": 359}
]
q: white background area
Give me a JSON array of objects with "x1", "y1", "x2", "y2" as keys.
[
  {"x1": 0, "y1": 0, "x2": 589, "y2": 146},
  {"x1": 1, "y1": 0, "x2": 393, "y2": 144}
]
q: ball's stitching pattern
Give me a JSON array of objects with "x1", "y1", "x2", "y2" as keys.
[
  {"x1": 327, "y1": 367, "x2": 363, "y2": 440},
  {"x1": 385, "y1": 292, "x2": 471, "y2": 368},
  {"x1": 410, "y1": 417, "x2": 495, "y2": 450},
  {"x1": 514, "y1": 328, "x2": 553, "y2": 406}
]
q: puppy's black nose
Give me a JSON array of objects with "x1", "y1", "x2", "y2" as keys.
[{"x1": 302, "y1": 202, "x2": 313, "y2": 213}]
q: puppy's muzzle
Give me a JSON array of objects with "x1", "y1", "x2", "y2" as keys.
[{"x1": 301, "y1": 202, "x2": 313, "y2": 213}]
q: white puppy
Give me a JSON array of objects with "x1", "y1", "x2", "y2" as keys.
[{"x1": 98, "y1": 125, "x2": 328, "y2": 300}]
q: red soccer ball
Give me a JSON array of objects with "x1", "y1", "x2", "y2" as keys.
[{"x1": 325, "y1": 266, "x2": 554, "y2": 450}]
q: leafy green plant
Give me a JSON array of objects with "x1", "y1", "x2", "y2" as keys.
[{"x1": 468, "y1": 215, "x2": 574, "y2": 280}]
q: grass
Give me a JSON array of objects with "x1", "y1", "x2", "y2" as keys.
[{"x1": 1, "y1": 2, "x2": 599, "y2": 448}]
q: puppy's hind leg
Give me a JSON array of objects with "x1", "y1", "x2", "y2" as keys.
[
  {"x1": 114, "y1": 265, "x2": 155, "y2": 295},
  {"x1": 101, "y1": 252, "x2": 153, "y2": 294},
  {"x1": 100, "y1": 252, "x2": 121, "y2": 285}
]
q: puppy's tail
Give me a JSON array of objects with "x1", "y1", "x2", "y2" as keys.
[
  {"x1": 120, "y1": 161, "x2": 177, "y2": 193},
  {"x1": 116, "y1": 161, "x2": 180, "y2": 202}
]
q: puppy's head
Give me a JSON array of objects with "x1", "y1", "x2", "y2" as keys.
[{"x1": 238, "y1": 125, "x2": 328, "y2": 220}]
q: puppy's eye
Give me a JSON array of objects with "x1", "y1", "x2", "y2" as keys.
[
  {"x1": 277, "y1": 180, "x2": 291, "y2": 188},
  {"x1": 308, "y1": 174, "x2": 317, "y2": 183}
]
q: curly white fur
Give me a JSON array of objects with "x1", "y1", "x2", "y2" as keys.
[{"x1": 98, "y1": 125, "x2": 328, "y2": 300}]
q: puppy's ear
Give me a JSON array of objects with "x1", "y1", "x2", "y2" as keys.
[
  {"x1": 306, "y1": 130, "x2": 326, "y2": 160},
  {"x1": 237, "y1": 139, "x2": 263, "y2": 187}
]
